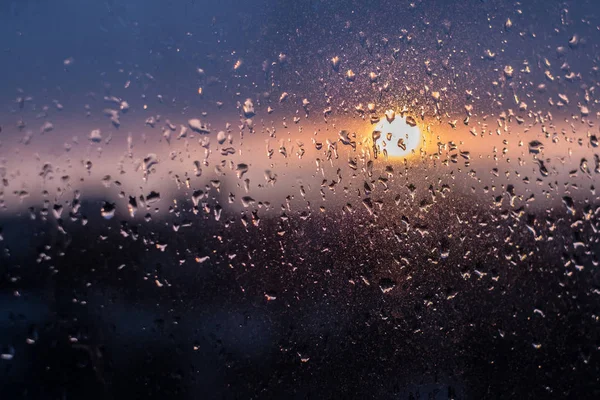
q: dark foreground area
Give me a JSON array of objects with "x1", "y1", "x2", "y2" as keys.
[{"x1": 0, "y1": 195, "x2": 599, "y2": 400}]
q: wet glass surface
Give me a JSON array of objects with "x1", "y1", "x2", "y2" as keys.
[{"x1": 1, "y1": 0, "x2": 600, "y2": 398}]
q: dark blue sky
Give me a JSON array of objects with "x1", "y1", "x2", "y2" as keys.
[{"x1": 1, "y1": 0, "x2": 597, "y2": 122}]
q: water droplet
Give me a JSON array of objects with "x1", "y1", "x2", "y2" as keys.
[
  {"x1": 188, "y1": 119, "x2": 210, "y2": 134},
  {"x1": 537, "y1": 160, "x2": 549, "y2": 177},
  {"x1": 562, "y1": 196, "x2": 575, "y2": 215},
  {"x1": 528, "y1": 140, "x2": 544, "y2": 154},
  {"x1": 217, "y1": 131, "x2": 226, "y2": 145},
  {"x1": 1, "y1": 346, "x2": 15, "y2": 360},
  {"x1": 331, "y1": 56, "x2": 340, "y2": 71},
  {"x1": 385, "y1": 109, "x2": 395, "y2": 122},
  {"x1": 128, "y1": 196, "x2": 138, "y2": 218},
  {"x1": 89, "y1": 129, "x2": 102, "y2": 143},
  {"x1": 235, "y1": 163, "x2": 249, "y2": 179},
  {"x1": 241, "y1": 196, "x2": 255, "y2": 207},
  {"x1": 101, "y1": 202, "x2": 116, "y2": 219},
  {"x1": 143, "y1": 153, "x2": 159, "y2": 171},
  {"x1": 40, "y1": 122, "x2": 54, "y2": 133},
  {"x1": 379, "y1": 278, "x2": 396, "y2": 294}
]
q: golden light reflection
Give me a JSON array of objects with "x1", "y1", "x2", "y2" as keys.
[{"x1": 373, "y1": 115, "x2": 421, "y2": 159}]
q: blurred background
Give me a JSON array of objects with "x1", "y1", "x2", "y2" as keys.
[{"x1": 1, "y1": 0, "x2": 600, "y2": 398}]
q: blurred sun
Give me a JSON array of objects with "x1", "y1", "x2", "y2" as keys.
[{"x1": 373, "y1": 114, "x2": 421, "y2": 159}]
